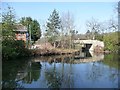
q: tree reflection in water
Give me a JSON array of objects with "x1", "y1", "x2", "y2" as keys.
[
  {"x1": 22, "y1": 62, "x2": 42, "y2": 84},
  {"x1": 2, "y1": 58, "x2": 42, "y2": 89},
  {"x1": 86, "y1": 62, "x2": 103, "y2": 82},
  {"x1": 44, "y1": 56, "x2": 74, "y2": 88},
  {"x1": 2, "y1": 52, "x2": 119, "y2": 88},
  {"x1": 103, "y1": 53, "x2": 119, "y2": 87},
  {"x1": 86, "y1": 53, "x2": 119, "y2": 88},
  {"x1": 2, "y1": 58, "x2": 30, "y2": 88},
  {"x1": 45, "y1": 61, "x2": 62, "y2": 88}
]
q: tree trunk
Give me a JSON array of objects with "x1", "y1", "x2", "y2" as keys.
[{"x1": 54, "y1": 42, "x2": 56, "y2": 48}]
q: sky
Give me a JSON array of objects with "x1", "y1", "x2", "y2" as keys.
[{"x1": 2, "y1": 2, "x2": 117, "y2": 34}]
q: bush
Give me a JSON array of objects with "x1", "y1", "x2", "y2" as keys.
[
  {"x1": 103, "y1": 32, "x2": 119, "y2": 52},
  {"x1": 2, "y1": 39, "x2": 32, "y2": 60}
]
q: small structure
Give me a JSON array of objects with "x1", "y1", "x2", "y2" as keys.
[
  {"x1": 14, "y1": 24, "x2": 28, "y2": 42},
  {"x1": 74, "y1": 40, "x2": 104, "y2": 52}
]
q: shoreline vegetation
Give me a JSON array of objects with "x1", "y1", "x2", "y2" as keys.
[
  {"x1": 31, "y1": 48, "x2": 115, "y2": 57},
  {"x1": 2, "y1": 41, "x2": 117, "y2": 61},
  {"x1": 2, "y1": 5, "x2": 119, "y2": 61},
  {"x1": 32, "y1": 48, "x2": 79, "y2": 56}
]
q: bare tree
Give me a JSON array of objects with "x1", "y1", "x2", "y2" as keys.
[
  {"x1": 60, "y1": 11, "x2": 75, "y2": 49},
  {"x1": 108, "y1": 18, "x2": 118, "y2": 32},
  {"x1": 86, "y1": 18, "x2": 101, "y2": 40}
]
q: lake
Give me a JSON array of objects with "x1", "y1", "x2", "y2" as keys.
[{"x1": 2, "y1": 51, "x2": 120, "y2": 88}]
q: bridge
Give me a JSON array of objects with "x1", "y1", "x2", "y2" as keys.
[{"x1": 73, "y1": 40, "x2": 104, "y2": 51}]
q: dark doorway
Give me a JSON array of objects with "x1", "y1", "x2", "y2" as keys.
[{"x1": 82, "y1": 44, "x2": 92, "y2": 51}]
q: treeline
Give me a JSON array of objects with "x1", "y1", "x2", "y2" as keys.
[
  {"x1": 81, "y1": 31, "x2": 119, "y2": 52},
  {"x1": 1, "y1": 5, "x2": 41, "y2": 60},
  {"x1": 1, "y1": 4, "x2": 119, "y2": 60},
  {"x1": 43, "y1": 9, "x2": 119, "y2": 52},
  {"x1": 84, "y1": 18, "x2": 119, "y2": 52},
  {"x1": 44, "y1": 10, "x2": 78, "y2": 49}
]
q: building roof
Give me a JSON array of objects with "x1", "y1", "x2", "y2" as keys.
[{"x1": 14, "y1": 24, "x2": 28, "y2": 32}]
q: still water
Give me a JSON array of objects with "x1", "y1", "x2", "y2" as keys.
[{"x1": 2, "y1": 51, "x2": 120, "y2": 88}]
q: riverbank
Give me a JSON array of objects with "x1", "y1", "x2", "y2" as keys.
[
  {"x1": 94, "y1": 49, "x2": 118, "y2": 54},
  {"x1": 31, "y1": 45, "x2": 115, "y2": 56},
  {"x1": 32, "y1": 48, "x2": 79, "y2": 56}
]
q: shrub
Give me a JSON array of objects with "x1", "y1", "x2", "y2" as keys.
[{"x1": 2, "y1": 39, "x2": 31, "y2": 60}]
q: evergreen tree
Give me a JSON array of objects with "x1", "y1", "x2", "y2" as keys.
[
  {"x1": 20, "y1": 17, "x2": 41, "y2": 42},
  {"x1": 2, "y1": 5, "x2": 31, "y2": 60},
  {"x1": 46, "y1": 9, "x2": 61, "y2": 47},
  {"x1": 2, "y1": 6, "x2": 16, "y2": 40},
  {"x1": 31, "y1": 20, "x2": 41, "y2": 42}
]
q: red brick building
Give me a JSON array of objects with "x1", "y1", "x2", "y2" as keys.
[{"x1": 15, "y1": 24, "x2": 28, "y2": 42}]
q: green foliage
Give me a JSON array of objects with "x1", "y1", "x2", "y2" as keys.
[
  {"x1": 103, "y1": 32, "x2": 119, "y2": 51},
  {"x1": 45, "y1": 68, "x2": 61, "y2": 88},
  {"x1": 2, "y1": 57, "x2": 30, "y2": 88},
  {"x1": 31, "y1": 20, "x2": 41, "y2": 41},
  {"x1": 93, "y1": 31, "x2": 119, "y2": 52},
  {"x1": 46, "y1": 9, "x2": 61, "y2": 44},
  {"x1": 20, "y1": 17, "x2": 32, "y2": 26},
  {"x1": 85, "y1": 28, "x2": 119, "y2": 52},
  {"x1": 2, "y1": 5, "x2": 32, "y2": 60},
  {"x1": 2, "y1": 5, "x2": 16, "y2": 40},
  {"x1": 23, "y1": 62, "x2": 42, "y2": 83},
  {"x1": 2, "y1": 40, "x2": 31, "y2": 60},
  {"x1": 20, "y1": 17, "x2": 41, "y2": 42},
  {"x1": 103, "y1": 53, "x2": 119, "y2": 69}
]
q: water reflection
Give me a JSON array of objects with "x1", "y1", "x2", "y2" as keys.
[
  {"x1": 33, "y1": 51, "x2": 104, "y2": 64},
  {"x1": 2, "y1": 58, "x2": 29, "y2": 88},
  {"x1": 21, "y1": 62, "x2": 41, "y2": 84},
  {"x1": 2, "y1": 52, "x2": 120, "y2": 88},
  {"x1": 2, "y1": 58, "x2": 42, "y2": 88},
  {"x1": 85, "y1": 61, "x2": 119, "y2": 88},
  {"x1": 45, "y1": 62, "x2": 62, "y2": 88}
]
